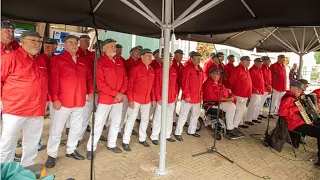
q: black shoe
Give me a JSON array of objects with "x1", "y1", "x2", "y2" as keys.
[
  {"x1": 314, "y1": 161, "x2": 320, "y2": 169},
  {"x1": 86, "y1": 125, "x2": 91, "y2": 132},
  {"x1": 173, "y1": 122, "x2": 177, "y2": 127},
  {"x1": 45, "y1": 156, "x2": 56, "y2": 168},
  {"x1": 66, "y1": 150, "x2": 85, "y2": 160},
  {"x1": 252, "y1": 120, "x2": 261, "y2": 123},
  {"x1": 167, "y1": 138, "x2": 176, "y2": 142},
  {"x1": 175, "y1": 135, "x2": 183, "y2": 141},
  {"x1": 103, "y1": 125, "x2": 107, "y2": 130},
  {"x1": 187, "y1": 133, "x2": 201, "y2": 138},
  {"x1": 107, "y1": 146, "x2": 122, "y2": 153},
  {"x1": 16, "y1": 142, "x2": 22, "y2": 148},
  {"x1": 257, "y1": 117, "x2": 262, "y2": 120},
  {"x1": 131, "y1": 130, "x2": 138, "y2": 135},
  {"x1": 239, "y1": 125, "x2": 249, "y2": 128},
  {"x1": 117, "y1": 132, "x2": 123, "y2": 138},
  {"x1": 86, "y1": 151, "x2": 94, "y2": 160},
  {"x1": 122, "y1": 143, "x2": 131, "y2": 151},
  {"x1": 176, "y1": 113, "x2": 179, "y2": 117},
  {"x1": 259, "y1": 115, "x2": 267, "y2": 119},
  {"x1": 77, "y1": 141, "x2": 80, "y2": 147},
  {"x1": 139, "y1": 141, "x2": 150, "y2": 147},
  {"x1": 66, "y1": 128, "x2": 70, "y2": 135},
  {"x1": 136, "y1": 119, "x2": 141, "y2": 123},
  {"x1": 268, "y1": 115, "x2": 274, "y2": 119},
  {"x1": 14, "y1": 153, "x2": 21, "y2": 162},
  {"x1": 151, "y1": 140, "x2": 159, "y2": 145},
  {"x1": 99, "y1": 135, "x2": 108, "y2": 142},
  {"x1": 234, "y1": 128, "x2": 246, "y2": 136},
  {"x1": 245, "y1": 121, "x2": 254, "y2": 126},
  {"x1": 226, "y1": 129, "x2": 244, "y2": 140}
]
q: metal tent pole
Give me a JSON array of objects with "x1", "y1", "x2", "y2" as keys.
[
  {"x1": 155, "y1": 0, "x2": 171, "y2": 175},
  {"x1": 298, "y1": 54, "x2": 304, "y2": 79}
]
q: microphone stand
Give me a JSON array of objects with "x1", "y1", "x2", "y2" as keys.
[{"x1": 192, "y1": 57, "x2": 233, "y2": 164}]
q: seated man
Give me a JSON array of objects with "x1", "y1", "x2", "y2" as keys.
[
  {"x1": 278, "y1": 81, "x2": 320, "y2": 168},
  {"x1": 203, "y1": 68, "x2": 243, "y2": 139}
]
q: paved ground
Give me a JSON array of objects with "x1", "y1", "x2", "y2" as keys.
[{"x1": 13, "y1": 109, "x2": 319, "y2": 180}]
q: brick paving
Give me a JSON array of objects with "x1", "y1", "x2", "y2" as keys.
[{"x1": 12, "y1": 109, "x2": 320, "y2": 180}]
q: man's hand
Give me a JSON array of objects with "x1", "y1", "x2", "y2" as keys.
[
  {"x1": 115, "y1": 92, "x2": 123, "y2": 102},
  {"x1": 129, "y1": 102, "x2": 134, "y2": 109},
  {"x1": 298, "y1": 105, "x2": 303, "y2": 112},
  {"x1": 152, "y1": 101, "x2": 156, "y2": 108},
  {"x1": 254, "y1": 90, "x2": 259, "y2": 94},
  {"x1": 229, "y1": 96, "x2": 234, "y2": 102},
  {"x1": 114, "y1": 98, "x2": 119, "y2": 103},
  {"x1": 87, "y1": 94, "x2": 94, "y2": 102},
  {"x1": 158, "y1": 100, "x2": 162, "y2": 105},
  {"x1": 53, "y1": 100, "x2": 61, "y2": 110},
  {"x1": 185, "y1": 98, "x2": 191, "y2": 103}
]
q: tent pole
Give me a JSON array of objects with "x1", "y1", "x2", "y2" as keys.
[
  {"x1": 174, "y1": 0, "x2": 203, "y2": 23},
  {"x1": 254, "y1": 27, "x2": 277, "y2": 48},
  {"x1": 291, "y1": 28, "x2": 301, "y2": 53},
  {"x1": 155, "y1": 0, "x2": 171, "y2": 175},
  {"x1": 93, "y1": 0, "x2": 104, "y2": 13},
  {"x1": 298, "y1": 54, "x2": 304, "y2": 79},
  {"x1": 265, "y1": 28, "x2": 298, "y2": 53}
]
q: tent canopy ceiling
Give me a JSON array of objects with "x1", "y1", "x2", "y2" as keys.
[
  {"x1": 2, "y1": 0, "x2": 320, "y2": 36},
  {"x1": 178, "y1": 27, "x2": 320, "y2": 53}
]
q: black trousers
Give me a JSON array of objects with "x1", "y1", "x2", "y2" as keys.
[{"x1": 293, "y1": 121, "x2": 320, "y2": 158}]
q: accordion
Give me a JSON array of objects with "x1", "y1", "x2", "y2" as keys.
[{"x1": 296, "y1": 94, "x2": 320, "y2": 123}]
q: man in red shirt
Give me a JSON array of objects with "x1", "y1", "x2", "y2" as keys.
[
  {"x1": 278, "y1": 81, "x2": 320, "y2": 168},
  {"x1": 86, "y1": 39, "x2": 128, "y2": 158},
  {"x1": 224, "y1": 55, "x2": 235, "y2": 88},
  {"x1": 203, "y1": 68, "x2": 243, "y2": 139},
  {"x1": 45, "y1": 35, "x2": 93, "y2": 168},
  {"x1": 150, "y1": 58, "x2": 178, "y2": 145},
  {"x1": 245, "y1": 58, "x2": 265, "y2": 125},
  {"x1": 270, "y1": 55, "x2": 287, "y2": 118},
  {"x1": 0, "y1": 31, "x2": 47, "y2": 167},
  {"x1": 259, "y1": 56, "x2": 272, "y2": 118},
  {"x1": 1, "y1": 21, "x2": 20, "y2": 56},
  {"x1": 115, "y1": 44, "x2": 126, "y2": 63},
  {"x1": 203, "y1": 52, "x2": 224, "y2": 82},
  {"x1": 150, "y1": 49, "x2": 162, "y2": 70},
  {"x1": 174, "y1": 51, "x2": 203, "y2": 141},
  {"x1": 228, "y1": 56, "x2": 252, "y2": 132},
  {"x1": 172, "y1": 49, "x2": 184, "y2": 119},
  {"x1": 122, "y1": 49, "x2": 155, "y2": 151},
  {"x1": 123, "y1": 47, "x2": 140, "y2": 74}
]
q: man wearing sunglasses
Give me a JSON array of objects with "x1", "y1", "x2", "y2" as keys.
[
  {"x1": 1, "y1": 31, "x2": 48, "y2": 167},
  {"x1": 45, "y1": 35, "x2": 93, "y2": 168}
]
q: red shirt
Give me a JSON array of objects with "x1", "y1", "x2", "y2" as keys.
[
  {"x1": 154, "y1": 66, "x2": 178, "y2": 103},
  {"x1": 183, "y1": 58, "x2": 192, "y2": 67},
  {"x1": 1, "y1": 47, "x2": 48, "y2": 116},
  {"x1": 150, "y1": 59, "x2": 162, "y2": 70},
  {"x1": 278, "y1": 91, "x2": 305, "y2": 131},
  {"x1": 78, "y1": 48, "x2": 95, "y2": 76},
  {"x1": 181, "y1": 63, "x2": 204, "y2": 104},
  {"x1": 270, "y1": 62, "x2": 287, "y2": 92},
  {"x1": 124, "y1": 57, "x2": 139, "y2": 74},
  {"x1": 228, "y1": 64, "x2": 252, "y2": 98},
  {"x1": 261, "y1": 64, "x2": 272, "y2": 93},
  {"x1": 249, "y1": 65, "x2": 265, "y2": 95},
  {"x1": 1, "y1": 41, "x2": 20, "y2": 55},
  {"x1": 96, "y1": 55, "x2": 128, "y2": 105},
  {"x1": 127, "y1": 61, "x2": 155, "y2": 104},
  {"x1": 312, "y1": 89, "x2": 320, "y2": 101},
  {"x1": 50, "y1": 51, "x2": 93, "y2": 108},
  {"x1": 172, "y1": 59, "x2": 184, "y2": 89},
  {"x1": 203, "y1": 59, "x2": 214, "y2": 81},
  {"x1": 38, "y1": 53, "x2": 52, "y2": 74},
  {"x1": 203, "y1": 78, "x2": 234, "y2": 103},
  {"x1": 224, "y1": 62, "x2": 235, "y2": 88},
  {"x1": 115, "y1": 55, "x2": 126, "y2": 64}
]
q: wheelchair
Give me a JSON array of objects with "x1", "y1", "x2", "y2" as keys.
[{"x1": 198, "y1": 101, "x2": 227, "y2": 140}]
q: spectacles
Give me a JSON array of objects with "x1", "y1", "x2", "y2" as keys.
[
  {"x1": 65, "y1": 41, "x2": 78, "y2": 46},
  {"x1": 24, "y1": 38, "x2": 42, "y2": 44}
]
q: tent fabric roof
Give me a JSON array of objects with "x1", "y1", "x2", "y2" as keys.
[
  {"x1": 178, "y1": 27, "x2": 320, "y2": 52},
  {"x1": 2, "y1": 0, "x2": 320, "y2": 36}
]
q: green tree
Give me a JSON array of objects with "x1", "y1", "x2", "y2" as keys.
[{"x1": 314, "y1": 52, "x2": 320, "y2": 64}]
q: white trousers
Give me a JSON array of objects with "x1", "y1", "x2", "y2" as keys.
[
  {"x1": 234, "y1": 96, "x2": 248, "y2": 127},
  {"x1": 271, "y1": 90, "x2": 285, "y2": 115},
  {"x1": 79, "y1": 96, "x2": 94, "y2": 141},
  {"x1": 87, "y1": 103, "x2": 122, "y2": 151},
  {"x1": 120, "y1": 95, "x2": 129, "y2": 131},
  {"x1": 219, "y1": 102, "x2": 236, "y2": 130},
  {"x1": 259, "y1": 92, "x2": 269, "y2": 115},
  {"x1": 175, "y1": 101, "x2": 200, "y2": 135},
  {"x1": 47, "y1": 106, "x2": 83, "y2": 158},
  {"x1": 246, "y1": 94, "x2": 262, "y2": 122},
  {"x1": 150, "y1": 103, "x2": 175, "y2": 140},
  {"x1": 123, "y1": 102, "x2": 151, "y2": 144},
  {"x1": 0, "y1": 114, "x2": 43, "y2": 167}
]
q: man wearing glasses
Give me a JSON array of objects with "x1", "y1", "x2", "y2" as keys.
[
  {"x1": 174, "y1": 51, "x2": 203, "y2": 141},
  {"x1": 45, "y1": 35, "x2": 93, "y2": 168},
  {"x1": 0, "y1": 31, "x2": 48, "y2": 167}
]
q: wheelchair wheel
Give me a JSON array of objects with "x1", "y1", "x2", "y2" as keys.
[{"x1": 196, "y1": 117, "x2": 204, "y2": 132}]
